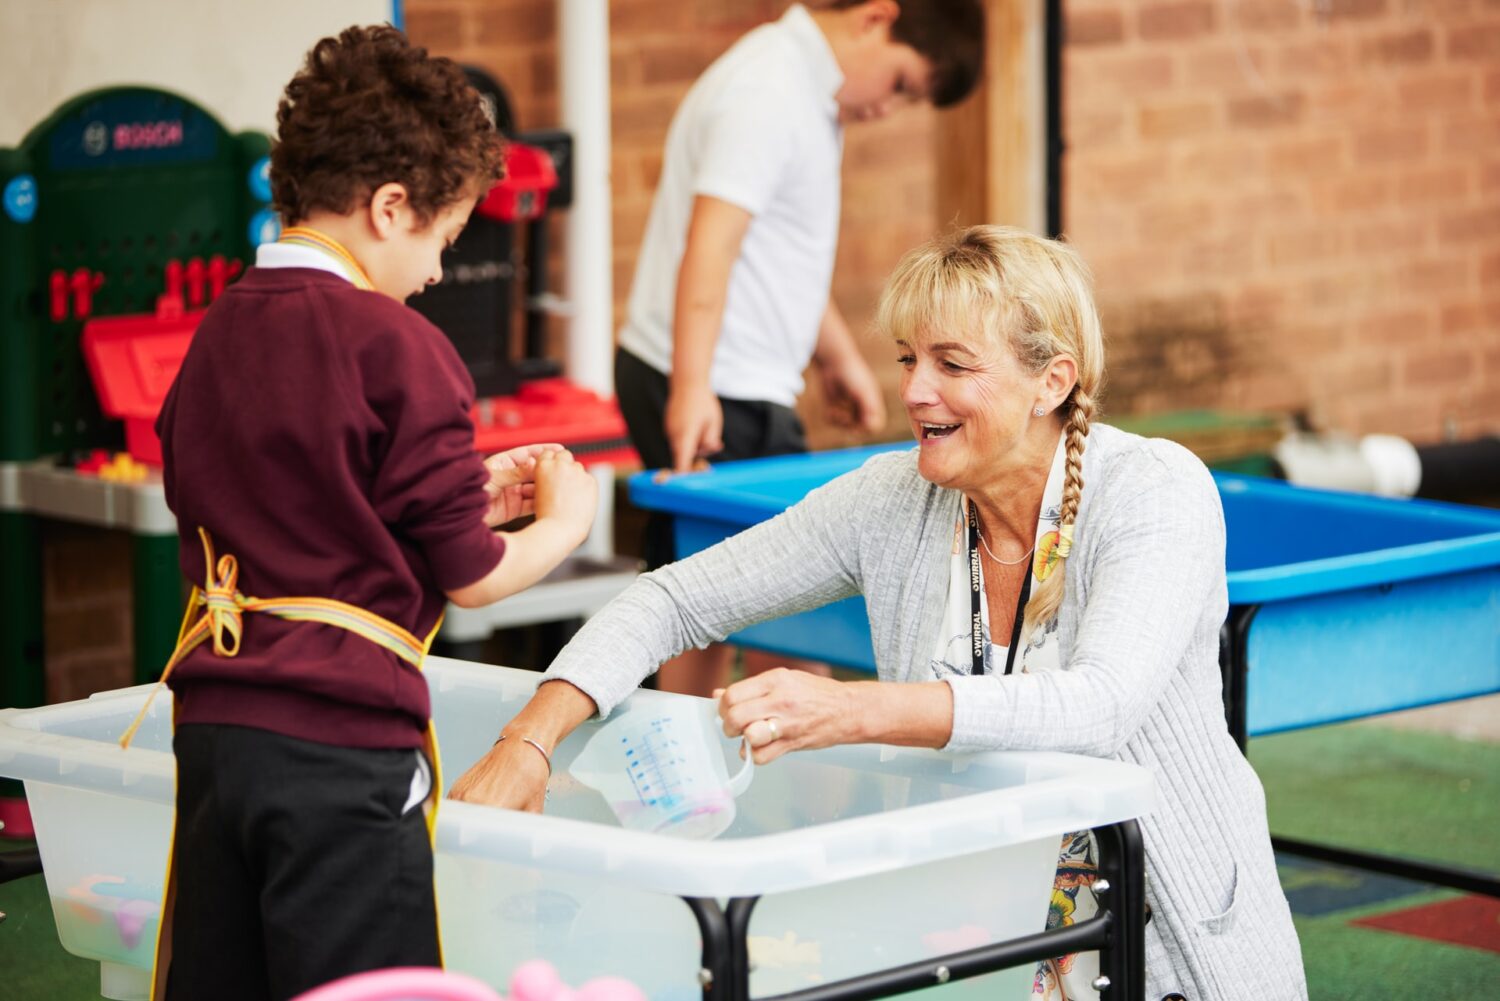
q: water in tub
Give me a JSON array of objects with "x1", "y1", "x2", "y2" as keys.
[
  {"x1": 52, "y1": 874, "x2": 162, "y2": 968},
  {"x1": 447, "y1": 746, "x2": 1042, "y2": 996}
]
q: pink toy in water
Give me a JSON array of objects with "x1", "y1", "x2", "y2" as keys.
[
  {"x1": 290, "y1": 961, "x2": 648, "y2": 1001},
  {"x1": 509, "y1": 959, "x2": 647, "y2": 1001}
]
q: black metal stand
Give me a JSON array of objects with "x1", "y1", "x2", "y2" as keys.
[
  {"x1": 684, "y1": 896, "x2": 735, "y2": 999},
  {"x1": 0, "y1": 847, "x2": 42, "y2": 884},
  {"x1": 684, "y1": 821, "x2": 1146, "y2": 1001},
  {"x1": 1217, "y1": 604, "x2": 1258, "y2": 752},
  {"x1": 1219, "y1": 602, "x2": 1500, "y2": 900},
  {"x1": 523, "y1": 216, "x2": 550, "y2": 363},
  {"x1": 1269, "y1": 835, "x2": 1500, "y2": 898}
]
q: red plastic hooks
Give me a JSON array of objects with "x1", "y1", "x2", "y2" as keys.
[{"x1": 67, "y1": 268, "x2": 105, "y2": 320}]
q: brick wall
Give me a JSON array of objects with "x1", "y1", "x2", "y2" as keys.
[
  {"x1": 404, "y1": 0, "x2": 937, "y2": 447},
  {"x1": 1064, "y1": 0, "x2": 1500, "y2": 441},
  {"x1": 42, "y1": 522, "x2": 137, "y2": 703},
  {"x1": 408, "y1": 0, "x2": 1497, "y2": 445}
]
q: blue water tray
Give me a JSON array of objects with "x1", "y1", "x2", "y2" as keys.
[{"x1": 630, "y1": 444, "x2": 1500, "y2": 735}]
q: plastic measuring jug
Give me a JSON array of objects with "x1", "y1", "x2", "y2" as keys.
[{"x1": 567, "y1": 698, "x2": 754, "y2": 839}]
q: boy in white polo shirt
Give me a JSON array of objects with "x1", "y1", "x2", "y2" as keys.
[{"x1": 615, "y1": 0, "x2": 984, "y2": 695}]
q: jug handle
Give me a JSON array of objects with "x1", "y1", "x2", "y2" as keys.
[{"x1": 728, "y1": 739, "x2": 755, "y2": 797}]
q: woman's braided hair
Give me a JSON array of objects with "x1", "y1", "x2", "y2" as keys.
[{"x1": 875, "y1": 225, "x2": 1105, "y2": 640}]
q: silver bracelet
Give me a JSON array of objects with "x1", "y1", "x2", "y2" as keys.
[{"x1": 494, "y1": 733, "x2": 553, "y2": 776}]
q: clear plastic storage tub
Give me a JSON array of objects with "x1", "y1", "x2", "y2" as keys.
[{"x1": 0, "y1": 658, "x2": 1155, "y2": 1001}]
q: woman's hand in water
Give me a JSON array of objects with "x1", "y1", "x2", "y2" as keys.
[
  {"x1": 446, "y1": 680, "x2": 597, "y2": 811},
  {"x1": 446, "y1": 733, "x2": 551, "y2": 811}
]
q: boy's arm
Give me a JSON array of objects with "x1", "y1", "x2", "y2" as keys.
[
  {"x1": 666, "y1": 194, "x2": 753, "y2": 472},
  {"x1": 445, "y1": 450, "x2": 598, "y2": 608},
  {"x1": 812, "y1": 300, "x2": 886, "y2": 433}
]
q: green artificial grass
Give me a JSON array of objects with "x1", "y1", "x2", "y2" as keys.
[
  {"x1": 1251, "y1": 722, "x2": 1500, "y2": 872},
  {"x1": 0, "y1": 840, "x2": 98, "y2": 1001},
  {"x1": 1255, "y1": 721, "x2": 1500, "y2": 1001},
  {"x1": 1286, "y1": 890, "x2": 1500, "y2": 1001}
]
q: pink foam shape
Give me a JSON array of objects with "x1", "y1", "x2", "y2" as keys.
[
  {"x1": 509, "y1": 959, "x2": 566, "y2": 1001},
  {"x1": 921, "y1": 923, "x2": 992, "y2": 954},
  {"x1": 289, "y1": 967, "x2": 503, "y2": 1001},
  {"x1": 288, "y1": 959, "x2": 648, "y2": 1001},
  {"x1": 114, "y1": 897, "x2": 158, "y2": 950}
]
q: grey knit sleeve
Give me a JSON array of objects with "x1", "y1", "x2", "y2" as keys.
[
  {"x1": 942, "y1": 442, "x2": 1229, "y2": 755},
  {"x1": 541, "y1": 454, "x2": 902, "y2": 716}
]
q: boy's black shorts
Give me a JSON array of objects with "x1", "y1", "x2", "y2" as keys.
[
  {"x1": 616, "y1": 348, "x2": 807, "y2": 570},
  {"x1": 167, "y1": 723, "x2": 439, "y2": 1001}
]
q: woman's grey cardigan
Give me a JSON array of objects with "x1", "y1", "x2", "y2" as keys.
[{"x1": 546, "y1": 424, "x2": 1308, "y2": 1000}]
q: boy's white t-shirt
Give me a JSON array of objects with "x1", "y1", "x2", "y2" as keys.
[{"x1": 617, "y1": 3, "x2": 844, "y2": 408}]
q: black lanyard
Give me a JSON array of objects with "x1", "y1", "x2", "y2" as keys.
[{"x1": 966, "y1": 501, "x2": 1032, "y2": 677}]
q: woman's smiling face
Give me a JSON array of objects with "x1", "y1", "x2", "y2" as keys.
[{"x1": 897, "y1": 329, "x2": 1048, "y2": 493}]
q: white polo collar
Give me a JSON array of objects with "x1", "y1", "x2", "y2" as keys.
[{"x1": 254, "y1": 240, "x2": 357, "y2": 284}]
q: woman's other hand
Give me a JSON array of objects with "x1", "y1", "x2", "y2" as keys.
[
  {"x1": 715, "y1": 667, "x2": 859, "y2": 764},
  {"x1": 718, "y1": 670, "x2": 956, "y2": 762}
]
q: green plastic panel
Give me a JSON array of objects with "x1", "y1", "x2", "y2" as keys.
[{"x1": 0, "y1": 87, "x2": 271, "y2": 461}]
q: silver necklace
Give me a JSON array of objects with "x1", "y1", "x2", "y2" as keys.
[{"x1": 977, "y1": 528, "x2": 1035, "y2": 567}]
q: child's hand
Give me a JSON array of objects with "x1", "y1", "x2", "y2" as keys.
[
  {"x1": 666, "y1": 385, "x2": 724, "y2": 473},
  {"x1": 481, "y1": 443, "x2": 565, "y2": 527},
  {"x1": 532, "y1": 450, "x2": 598, "y2": 546}
]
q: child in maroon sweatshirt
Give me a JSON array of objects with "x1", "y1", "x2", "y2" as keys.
[{"x1": 151, "y1": 26, "x2": 597, "y2": 1000}]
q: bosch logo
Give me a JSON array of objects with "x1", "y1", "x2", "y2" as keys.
[{"x1": 112, "y1": 120, "x2": 185, "y2": 151}]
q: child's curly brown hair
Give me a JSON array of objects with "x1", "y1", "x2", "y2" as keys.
[{"x1": 270, "y1": 25, "x2": 504, "y2": 226}]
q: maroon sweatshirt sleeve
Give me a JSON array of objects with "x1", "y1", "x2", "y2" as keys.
[{"x1": 351, "y1": 316, "x2": 505, "y2": 592}]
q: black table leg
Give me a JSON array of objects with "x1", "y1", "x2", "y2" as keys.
[
  {"x1": 684, "y1": 896, "x2": 734, "y2": 1001},
  {"x1": 1093, "y1": 820, "x2": 1147, "y2": 1001},
  {"x1": 1218, "y1": 603, "x2": 1258, "y2": 752},
  {"x1": 726, "y1": 896, "x2": 759, "y2": 1001},
  {"x1": 700, "y1": 819, "x2": 1148, "y2": 1001}
]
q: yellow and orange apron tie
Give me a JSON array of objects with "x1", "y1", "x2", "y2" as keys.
[
  {"x1": 276, "y1": 226, "x2": 377, "y2": 291},
  {"x1": 119, "y1": 527, "x2": 429, "y2": 749}
]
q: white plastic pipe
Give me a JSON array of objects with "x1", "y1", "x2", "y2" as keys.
[{"x1": 560, "y1": 0, "x2": 613, "y2": 397}]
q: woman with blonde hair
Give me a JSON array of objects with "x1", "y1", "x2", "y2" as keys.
[{"x1": 452, "y1": 226, "x2": 1307, "y2": 1000}]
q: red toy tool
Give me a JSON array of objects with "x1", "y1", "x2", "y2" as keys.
[
  {"x1": 68, "y1": 268, "x2": 105, "y2": 319},
  {"x1": 471, "y1": 378, "x2": 636, "y2": 467},
  {"x1": 184, "y1": 256, "x2": 206, "y2": 308},
  {"x1": 207, "y1": 255, "x2": 242, "y2": 301},
  {"x1": 49, "y1": 270, "x2": 69, "y2": 322},
  {"x1": 81, "y1": 302, "x2": 205, "y2": 464},
  {"x1": 477, "y1": 143, "x2": 558, "y2": 223}
]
